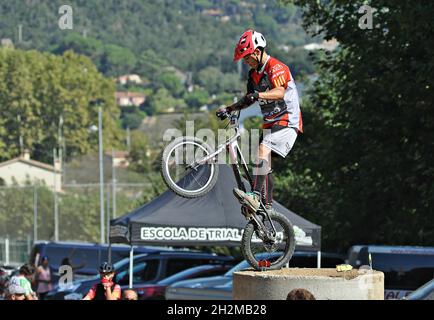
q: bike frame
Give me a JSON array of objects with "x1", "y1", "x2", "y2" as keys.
[{"x1": 212, "y1": 111, "x2": 278, "y2": 238}]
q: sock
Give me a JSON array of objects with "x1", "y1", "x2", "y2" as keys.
[{"x1": 253, "y1": 159, "x2": 269, "y2": 194}]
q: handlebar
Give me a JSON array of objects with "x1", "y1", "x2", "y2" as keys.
[{"x1": 216, "y1": 98, "x2": 245, "y2": 121}]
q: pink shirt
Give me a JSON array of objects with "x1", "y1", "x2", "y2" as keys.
[{"x1": 37, "y1": 266, "x2": 53, "y2": 293}]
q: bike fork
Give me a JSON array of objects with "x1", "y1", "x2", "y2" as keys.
[{"x1": 243, "y1": 202, "x2": 277, "y2": 242}]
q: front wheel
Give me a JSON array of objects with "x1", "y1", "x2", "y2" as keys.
[
  {"x1": 161, "y1": 136, "x2": 219, "y2": 198},
  {"x1": 241, "y1": 211, "x2": 296, "y2": 270}
]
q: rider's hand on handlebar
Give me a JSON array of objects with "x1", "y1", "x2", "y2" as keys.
[{"x1": 215, "y1": 106, "x2": 233, "y2": 120}]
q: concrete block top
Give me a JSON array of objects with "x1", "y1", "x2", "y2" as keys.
[
  {"x1": 233, "y1": 268, "x2": 385, "y2": 300},
  {"x1": 234, "y1": 267, "x2": 381, "y2": 281}
]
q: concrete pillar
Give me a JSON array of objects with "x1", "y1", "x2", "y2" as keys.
[{"x1": 233, "y1": 268, "x2": 384, "y2": 300}]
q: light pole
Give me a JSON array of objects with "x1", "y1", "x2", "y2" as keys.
[
  {"x1": 53, "y1": 148, "x2": 59, "y2": 242},
  {"x1": 33, "y1": 187, "x2": 38, "y2": 243},
  {"x1": 90, "y1": 99, "x2": 105, "y2": 244},
  {"x1": 98, "y1": 105, "x2": 105, "y2": 244},
  {"x1": 112, "y1": 148, "x2": 117, "y2": 219}
]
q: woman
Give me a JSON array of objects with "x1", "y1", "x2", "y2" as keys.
[{"x1": 36, "y1": 256, "x2": 53, "y2": 300}]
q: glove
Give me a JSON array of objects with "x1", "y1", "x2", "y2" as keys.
[
  {"x1": 244, "y1": 91, "x2": 259, "y2": 104},
  {"x1": 215, "y1": 106, "x2": 232, "y2": 120}
]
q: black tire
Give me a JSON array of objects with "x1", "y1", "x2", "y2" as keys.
[
  {"x1": 241, "y1": 211, "x2": 296, "y2": 270},
  {"x1": 161, "y1": 136, "x2": 219, "y2": 198}
]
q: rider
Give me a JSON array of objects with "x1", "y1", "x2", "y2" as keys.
[
  {"x1": 82, "y1": 262, "x2": 121, "y2": 300},
  {"x1": 217, "y1": 29, "x2": 303, "y2": 213}
]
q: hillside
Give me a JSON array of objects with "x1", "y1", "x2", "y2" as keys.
[{"x1": 0, "y1": 0, "x2": 315, "y2": 77}]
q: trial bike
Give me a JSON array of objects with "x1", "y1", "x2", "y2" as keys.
[{"x1": 161, "y1": 100, "x2": 295, "y2": 270}]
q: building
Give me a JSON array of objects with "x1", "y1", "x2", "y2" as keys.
[
  {"x1": 0, "y1": 151, "x2": 61, "y2": 191},
  {"x1": 202, "y1": 9, "x2": 222, "y2": 17},
  {"x1": 1, "y1": 38, "x2": 14, "y2": 48},
  {"x1": 116, "y1": 74, "x2": 143, "y2": 85},
  {"x1": 106, "y1": 151, "x2": 130, "y2": 168},
  {"x1": 115, "y1": 92, "x2": 146, "y2": 107},
  {"x1": 163, "y1": 66, "x2": 188, "y2": 84},
  {"x1": 304, "y1": 39, "x2": 339, "y2": 51}
]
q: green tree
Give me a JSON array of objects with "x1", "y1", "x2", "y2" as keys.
[
  {"x1": 128, "y1": 131, "x2": 151, "y2": 174},
  {"x1": 278, "y1": 0, "x2": 434, "y2": 251},
  {"x1": 121, "y1": 110, "x2": 146, "y2": 130},
  {"x1": 53, "y1": 33, "x2": 104, "y2": 64},
  {"x1": 146, "y1": 88, "x2": 187, "y2": 114},
  {"x1": 0, "y1": 48, "x2": 121, "y2": 163},
  {"x1": 135, "y1": 50, "x2": 169, "y2": 82},
  {"x1": 196, "y1": 67, "x2": 242, "y2": 95},
  {"x1": 183, "y1": 89, "x2": 210, "y2": 109},
  {"x1": 101, "y1": 45, "x2": 137, "y2": 76},
  {"x1": 158, "y1": 72, "x2": 184, "y2": 97}
]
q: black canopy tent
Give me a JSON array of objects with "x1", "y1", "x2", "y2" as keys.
[{"x1": 109, "y1": 165, "x2": 321, "y2": 286}]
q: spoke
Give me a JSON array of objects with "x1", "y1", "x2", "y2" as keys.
[
  {"x1": 166, "y1": 141, "x2": 214, "y2": 193},
  {"x1": 191, "y1": 172, "x2": 203, "y2": 188}
]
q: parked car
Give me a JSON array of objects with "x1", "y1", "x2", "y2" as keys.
[
  {"x1": 29, "y1": 241, "x2": 173, "y2": 280},
  {"x1": 0, "y1": 265, "x2": 17, "y2": 277},
  {"x1": 346, "y1": 245, "x2": 434, "y2": 299},
  {"x1": 165, "y1": 251, "x2": 344, "y2": 300},
  {"x1": 138, "y1": 264, "x2": 232, "y2": 300},
  {"x1": 45, "y1": 250, "x2": 234, "y2": 300},
  {"x1": 404, "y1": 279, "x2": 434, "y2": 300},
  {"x1": 0, "y1": 264, "x2": 20, "y2": 299}
]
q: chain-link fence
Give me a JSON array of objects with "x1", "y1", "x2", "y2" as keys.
[
  {"x1": 0, "y1": 183, "x2": 152, "y2": 265},
  {"x1": 0, "y1": 238, "x2": 31, "y2": 267}
]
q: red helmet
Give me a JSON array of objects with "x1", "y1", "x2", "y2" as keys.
[{"x1": 233, "y1": 30, "x2": 267, "y2": 62}]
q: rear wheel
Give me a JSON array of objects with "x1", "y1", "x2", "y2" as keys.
[
  {"x1": 241, "y1": 211, "x2": 295, "y2": 270},
  {"x1": 161, "y1": 136, "x2": 219, "y2": 198}
]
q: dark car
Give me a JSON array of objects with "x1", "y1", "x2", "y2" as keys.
[
  {"x1": 29, "y1": 241, "x2": 172, "y2": 281},
  {"x1": 137, "y1": 264, "x2": 232, "y2": 300},
  {"x1": 166, "y1": 251, "x2": 345, "y2": 300},
  {"x1": 45, "y1": 250, "x2": 234, "y2": 300},
  {"x1": 346, "y1": 245, "x2": 434, "y2": 299}
]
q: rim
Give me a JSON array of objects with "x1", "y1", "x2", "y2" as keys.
[
  {"x1": 249, "y1": 217, "x2": 290, "y2": 266},
  {"x1": 165, "y1": 141, "x2": 215, "y2": 195}
]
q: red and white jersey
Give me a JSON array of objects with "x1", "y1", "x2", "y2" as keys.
[{"x1": 247, "y1": 56, "x2": 303, "y2": 133}]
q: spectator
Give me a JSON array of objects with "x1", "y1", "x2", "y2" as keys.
[
  {"x1": 61, "y1": 257, "x2": 86, "y2": 282},
  {"x1": 7, "y1": 284, "x2": 26, "y2": 301},
  {"x1": 123, "y1": 289, "x2": 138, "y2": 301},
  {"x1": 0, "y1": 266, "x2": 9, "y2": 299},
  {"x1": 9, "y1": 264, "x2": 38, "y2": 300},
  {"x1": 286, "y1": 288, "x2": 316, "y2": 300},
  {"x1": 36, "y1": 256, "x2": 53, "y2": 300},
  {"x1": 82, "y1": 262, "x2": 121, "y2": 300}
]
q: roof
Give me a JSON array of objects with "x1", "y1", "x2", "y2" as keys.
[
  {"x1": 0, "y1": 157, "x2": 60, "y2": 173},
  {"x1": 105, "y1": 151, "x2": 129, "y2": 158},
  {"x1": 33, "y1": 240, "x2": 171, "y2": 251},
  {"x1": 115, "y1": 91, "x2": 146, "y2": 99},
  {"x1": 111, "y1": 165, "x2": 321, "y2": 250},
  {"x1": 359, "y1": 245, "x2": 434, "y2": 255}
]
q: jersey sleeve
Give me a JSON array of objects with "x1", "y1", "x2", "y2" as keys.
[{"x1": 268, "y1": 62, "x2": 291, "y2": 89}]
